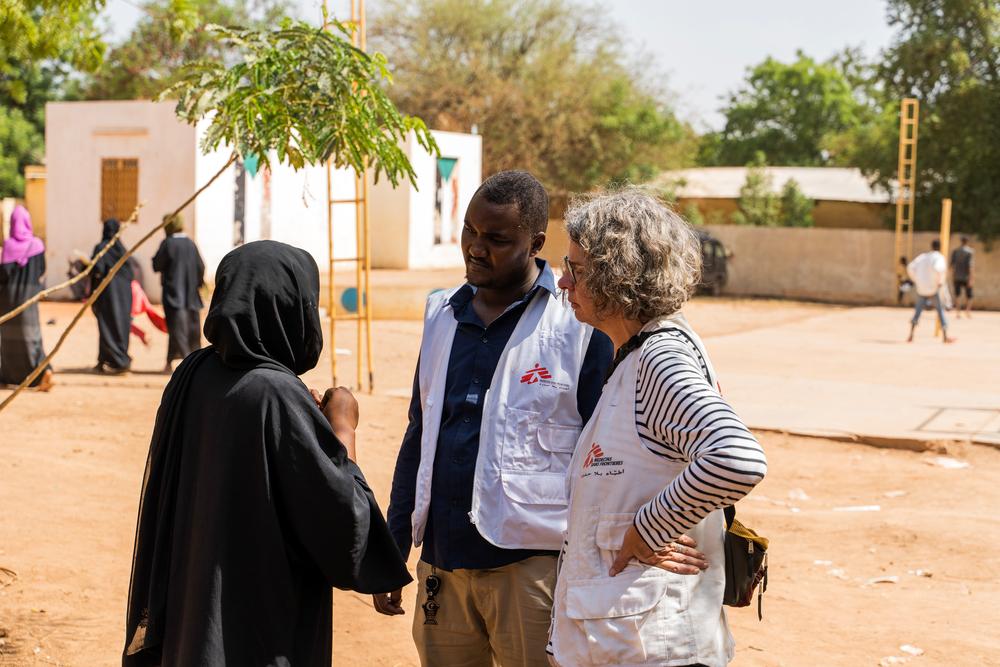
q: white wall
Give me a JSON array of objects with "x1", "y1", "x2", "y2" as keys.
[
  {"x1": 192, "y1": 134, "x2": 361, "y2": 281},
  {"x1": 370, "y1": 130, "x2": 482, "y2": 269},
  {"x1": 45, "y1": 101, "x2": 197, "y2": 301},
  {"x1": 409, "y1": 131, "x2": 482, "y2": 269}
]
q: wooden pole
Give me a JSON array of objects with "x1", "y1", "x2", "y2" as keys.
[{"x1": 935, "y1": 198, "x2": 953, "y2": 337}]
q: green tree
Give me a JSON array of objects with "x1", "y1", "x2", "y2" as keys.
[
  {"x1": 778, "y1": 178, "x2": 814, "y2": 227},
  {"x1": 0, "y1": 1, "x2": 106, "y2": 196},
  {"x1": 731, "y1": 153, "x2": 779, "y2": 226},
  {"x1": 369, "y1": 0, "x2": 694, "y2": 197},
  {"x1": 1, "y1": 19, "x2": 436, "y2": 409},
  {"x1": 855, "y1": 0, "x2": 1000, "y2": 241},
  {"x1": 702, "y1": 51, "x2": 869, "y2": 167},
  {"x1": 0, "y1": 0, "x2": 105, "y2": 103},
  {"x1": 84, "y1": 0, "x2": 292, "y2": 100},
  {"x1": 0, "y1": 107, "x2": 44, "y2": 195}
]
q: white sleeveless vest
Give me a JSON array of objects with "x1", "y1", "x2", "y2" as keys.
[
  {"x1": 550, "y1": 315, "x2": 735, "y2": 667},
  {"x1": 412, "y1": 283, "x2": 595, "y2": 551}
]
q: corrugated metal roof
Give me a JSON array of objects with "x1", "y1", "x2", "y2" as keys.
[{"x1": 653, "y1": 167, "x2": 893, "y2": 204}]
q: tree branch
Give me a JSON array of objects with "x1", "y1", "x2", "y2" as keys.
[
  {"x1": 0, "y1": 152, "x2": 237, "y2": 415},
  {"x1": 0, "y1": 203, "x2": 145, "y2": 327}
]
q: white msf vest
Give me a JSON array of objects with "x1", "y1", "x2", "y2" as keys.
[
  {"x1": 412, "y1": 284, "x2": 595, "y2": 551},
  {"x1": 550, "y1": 315, "x2": 734, "y2": 667}
]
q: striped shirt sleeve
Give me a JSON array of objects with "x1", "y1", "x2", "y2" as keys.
[{"x1": 633, "y1": 331, "x2": 767, "y2": 552}]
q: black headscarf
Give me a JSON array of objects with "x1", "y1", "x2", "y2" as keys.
[
  {"x1": 92, "y1": 218, "x2": 133, "y2": 286},
  {"x1": 204, "y1": 240, "x2": 323, "y2": 375}
]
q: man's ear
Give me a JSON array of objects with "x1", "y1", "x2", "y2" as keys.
[{"x1": 529, "y1": 231, "x2": 546, "y2": 257}]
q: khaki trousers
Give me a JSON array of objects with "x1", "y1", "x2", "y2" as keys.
[{"x1": 412, "y1": 556, "x2": 556, "y2": 667}]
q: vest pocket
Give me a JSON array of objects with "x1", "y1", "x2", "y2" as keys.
[
  {"x1": 502, "y1": 408, "x2": 580, "y2": 473},
  {"x1": 499, "y1": 469, "x2": 567, "y2": 506},
  {"x1": 563, "y1": 568, "x2": 693, "y2": 665}
]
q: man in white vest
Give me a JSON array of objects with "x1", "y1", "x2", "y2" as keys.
[{"x1": 373, "y1": 171, "x2": 613, "y2": 666}]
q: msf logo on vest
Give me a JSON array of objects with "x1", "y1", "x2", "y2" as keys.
[
  {"x1": 519, "y1": 363, "x2": 570, "y2": 390},
  {"x1": 581, "y1": 442, "x2": 624, "y2": 478}
]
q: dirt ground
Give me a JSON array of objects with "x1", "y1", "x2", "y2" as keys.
[{"x1": 1, "y1": 299, "x2": 998, "y2": 666}]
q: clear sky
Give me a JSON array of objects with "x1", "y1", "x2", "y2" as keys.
[{"x1": 102, "y1": 0, "x2": 898, "y2": 130}]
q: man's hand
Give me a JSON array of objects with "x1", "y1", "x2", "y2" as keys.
[
  {"x1": 609, "y1": 526, "x2": 708, "y2": 577},
  {"x1": 320, "y1": 387, "x2": 359, "y2": 461},
  {"x1": 372, "y1": 589, "x2": 404, "y2": 616}
]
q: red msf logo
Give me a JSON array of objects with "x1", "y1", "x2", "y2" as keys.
[
  {"x1": 583, "y1": 443, "x2": 604, "y2": 468},
  {"x1": 520, "y1": 363, "x2": 552, "y2": 384}
]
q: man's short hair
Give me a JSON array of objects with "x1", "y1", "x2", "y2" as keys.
[
  {"x1": 961, "y1": 235, "x2": 970, "y2": 244},
  {"x1": 473, "y1": 170, "x2": 549, "y2": 235},
  {"x1": 931, "y1": 239, "x2": 941, "y2": 251}
]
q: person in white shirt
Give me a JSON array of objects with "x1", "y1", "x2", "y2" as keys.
[
  {"x1": 549, "y1": 189, "x2": 767, "y2": 667},
  {"x1": 906, "y1": 240, "x2": 956, "y2": 343}
]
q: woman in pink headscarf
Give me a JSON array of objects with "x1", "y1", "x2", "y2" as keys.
[{"x1": 0, "y1": 205, "x2": 53, "y2": 390}]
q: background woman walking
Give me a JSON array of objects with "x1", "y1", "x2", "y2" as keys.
[{"x1": 0, "y1": 205, "x2": 53, "y2": 390}]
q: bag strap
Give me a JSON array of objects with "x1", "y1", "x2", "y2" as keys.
[
  {"x1": 723, "y1": 504, "x2": 736, "y2": 530},
  {"x1": 603, "y1": 327, "x2": 671, "y2": 384}
]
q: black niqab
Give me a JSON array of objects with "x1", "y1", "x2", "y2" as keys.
[{"x1": 124, "y1": 241, "x2": 410, "y2": 667}]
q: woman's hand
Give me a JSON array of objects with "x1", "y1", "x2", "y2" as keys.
[
  {"x1": 314, "y1": 387, "x2": 359, "y2": 461},
  {"x1": 609, "y1": 525, "x2": 708, "y2": 576}
]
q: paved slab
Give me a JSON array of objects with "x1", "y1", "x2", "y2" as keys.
[{"x1": 685, "y1": 305, "x2": 1000, "y2": 447}]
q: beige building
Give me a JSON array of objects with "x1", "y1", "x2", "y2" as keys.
[
  {"x1": 656, "y1": 166, "x2": 893, "y2": 229},
  {"x1": 43, "y1": 100, "x2": 481, "y2": 301}
]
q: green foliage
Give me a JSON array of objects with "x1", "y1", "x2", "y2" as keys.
[
  {"x1": 778, "y1": 178, "x2": 814, "y2": 227},
  {"x1": 855, "y1": 0, "x2": 1000, "y2": 241},
  {"x1": 0, "y1": 106, "x2": 44, "y2": 196},
  {"x1": 370, "y1": 0, "x2": 694, "y2": 196},
  {"x1": 162, "y1": 22, "x2": 437, "y2": 186},
  {"x1": 84, "y1": 0, "x2": 291, "y2": 100},
  {"x1": 702, "y1": 51, "x2": 870, "y2": 167},
  {"x1": 0, "y1": 1, "x2": 105, "y2": 102},
  {"x1": 681, "y1": 203, "x2": 704, "y2": 226},
  {"x1": 0, "y1": 60, "x2": 79, "y2": 197},
  {"x1": 732, "y1": 153, "x2": 779, "y2": 226}
]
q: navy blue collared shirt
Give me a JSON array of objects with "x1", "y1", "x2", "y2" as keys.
[{"x1": 387, "y1": 260, "x2": 613, "y2": 571}]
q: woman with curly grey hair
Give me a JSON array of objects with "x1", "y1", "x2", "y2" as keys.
[{"x1": 548, "y1": 188, "x2": 767, "y2": 667}]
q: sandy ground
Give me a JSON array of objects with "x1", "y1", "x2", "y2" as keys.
[{"x1": 1, "y1": 299, "x2": 998, "y2": 666}]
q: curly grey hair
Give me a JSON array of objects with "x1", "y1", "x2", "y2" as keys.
[{"x1": 565, "y1": 187, "x2": 702, "y2": 322}]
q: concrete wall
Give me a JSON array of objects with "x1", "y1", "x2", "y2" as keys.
[
  {"x1": 679, "y1": 197, "x2": 891, "y2": 229},
  {"x1": 191, "y1": 126, "x2": 361, "y2": 281},
  {"x1": 705, "y1": 224, "x2": 1000, "y2": 309},
  {"x1": 370, "y1": 130, "x2": 482, "y2": 269},
  {"x1": 46, "y1": 101, "x2": 198, "y2": 300}
]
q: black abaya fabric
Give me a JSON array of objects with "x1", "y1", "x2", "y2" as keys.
[
  {"x1": 162, "y1": 306, "x2": 200, "y2": 363},
  {"x1": 123, "y1": 241, "x2": 410, "y2": 667},
  {"x1": 91, "y1": 219, "x2": 132, "y2": 370},
  {"x1": 152, "y1": 234, "x2": 204, "y2": 311},
  {"x1": 0, "y1": 253, "x2": 49, "y2": 385}
]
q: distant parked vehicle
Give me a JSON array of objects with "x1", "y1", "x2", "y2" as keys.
[{"x1": 697, "y1": 231, "x2": 730, "y2": 296}]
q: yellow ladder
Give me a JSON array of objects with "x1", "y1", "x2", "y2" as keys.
[
  {"x1": 324, "y1": 0, "x2": 374, "y2": 392},
  {"x1": 894, "y1": 98, "x2": 919, "y2": 295}
]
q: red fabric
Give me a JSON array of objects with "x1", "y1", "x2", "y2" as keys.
[{"x1": 131, "y1": 280, "x2": 169, "y2": 333}]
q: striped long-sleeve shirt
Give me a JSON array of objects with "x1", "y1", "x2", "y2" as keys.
[{"x1": 632, "y1": 329, "x2": 768, "y2": 552}]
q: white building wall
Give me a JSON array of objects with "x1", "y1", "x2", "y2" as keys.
[
  {"x1": 191, "y1": 121, "x2": 361, "y2": 280},
  {"x1": 45, "y1": 101, "x2": 197, "y2": 301},
  {"x1": 47, "y1": 101, "x2": 481, "y2": 295},
  {"x1": 371, "y1": 130, "x2": 482, "y2": 269}
]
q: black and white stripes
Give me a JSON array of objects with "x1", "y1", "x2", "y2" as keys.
[{"x1": 633, "y1": 330, "x2": 767, "y2": 552}]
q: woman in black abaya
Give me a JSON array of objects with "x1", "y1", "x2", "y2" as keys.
[
  {"x1": 0, "y1": 205, "x2": 53, "y2": 389},
  {"x1": 123, "y1": 240, "x2": 410, "y2": 667},
  {"x1": 91, "y1": 219, "x2": 132, "y2": 373}
]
